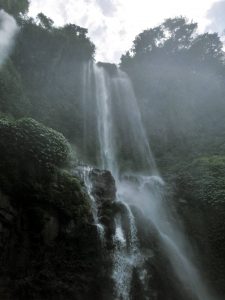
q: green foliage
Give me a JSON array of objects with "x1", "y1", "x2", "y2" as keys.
[
  {"x1": 187, "y1": 156, "x2": 225, "y2": 206},
  {"x1": 0, "y1": 117, "x2": 70, "y2": 168},
  {"x1": 13, "y1": 16, "x2": 95, "y2": 77},
  {"x1": 37, "y1": 13, "x2": 54, "y2": 30},
  {"x1": 129, "y1": 17, "x2": 197, "y2": 59},
  {"x1": 0, "y1": 60, "x2": 30, "y2": 117},
  {"x1": 0, "y1": 0, "x2": 29, "y2": 15},
  {"x1": 120, "y1": 17, "x2": 225, "y2": 165},
  {"x1": 0, "y1": 115, "x2": 93, "y2": 299},
  {"x1": 47, "y1": 169, "x2": 91, "y2": 223},
  {"x1": 172, "y1": 155, "x2": 225, "y2": 295},
  {"x1": 120, "y1": 19, "x2": 225, "y2": 292},
  {"x1": 122, "y1": 17, "x2": 223, "y2": 66},
  {"x1": 9, "y1": 15, "x2": 95, "y2": 143},
  {"x1": 0, "y1": 116, "x2": 71, "y2": 197},
  {"x1": 17, "y1": 118, "x2": 70, "y2": 166},
  {"x1": 0, "y1": 116, "x2": 90, "y2": 226}
]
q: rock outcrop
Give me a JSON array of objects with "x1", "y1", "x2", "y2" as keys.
[{"x1": 0, "y1": 118, "x2": 99, "y2": 300}]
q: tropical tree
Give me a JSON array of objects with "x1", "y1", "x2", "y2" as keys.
[{"x1": 0, "y1": 0, "x2": 29, "y2": 15}]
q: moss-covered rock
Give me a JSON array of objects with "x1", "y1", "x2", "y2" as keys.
[
  {"x1": 0, "y1": 117, "x2": 101, "y2": 300},
  {"x1": 0, "y1": 117, "x2": 70, "y2": 168},
  {"x1": 47, "y1": 169, "x2": 91, "y2": 226},
  {"x1": 0, "y1": 116, "x2": 91, "y2": 225},
  {"x1": 0, "y1": 117, "x2": 72, "y2": 196}
]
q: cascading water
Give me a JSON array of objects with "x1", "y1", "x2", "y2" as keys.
[
  {"x1": 112, "y1": 69, "x2": 157, "y2": 173},
  {"x1": 119, "y1": 174, "x2": 214, "y2": 300},
  {"x1": 91, "y1": 64, "x2": 142, "y2": 299},
  {"x1": 112, "y1": 201, "x2": 141, "y2": 300},
  {"x1": 81, "y1": 62, "x2": 215, "y2": 300},
  {"x1": 93, "y1": 64, "x2": 118, "y2": 177},
  {"x1": 76, "y1": 166, "x2": 105, "y2": 244},
  {"x1": 81, "y1": 62, "x2": 91, "y2": 157}
]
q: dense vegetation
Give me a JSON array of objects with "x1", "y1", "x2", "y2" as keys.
[
  {"x1": 121, "y1": 17, "x2": 225, "y2": 163},
  {"x1": 0, "y1": 0, "x2": 29, "y2": 16},
  {"x1": 0, "y1": 1, "x2": 225, "y2": 299}
]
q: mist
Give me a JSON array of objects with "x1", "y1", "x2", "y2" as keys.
[
  {"x1": 0, "y1": 3, "x2": 225, "y2": 300},
  {"x1": 0, "y1": 9, "x2": 18, "y2": 67}
]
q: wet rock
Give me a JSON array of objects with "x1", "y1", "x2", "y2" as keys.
[
  {"x1": 0, "y1": 118, "x2": 100, "y2": 299},
  {"x1": 96, "y1": 62, "x2": 118, "y2": 76},
  {"x1": 0, "y1": 191, "x2": 16, "y2": 249},
  {"x1": 89, "y1": 169, "x2": 116, "y2": 204},
  {"x1": 42, "y1": 214, "x2": 59, "y2": 244},
  {"x1": 89, "y1": 168, "x2": 116, "y2": 236}
]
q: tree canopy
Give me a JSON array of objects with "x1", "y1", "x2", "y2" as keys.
[
  {"x1": 121, "y1": 17, "x2": 224, "y2": 70},
  {"x1": 0, "y1": 0, "x2": 29, "y2": 16},
  {"x1": 120, "y1": 17, "x2": 225, "y2": 165}
]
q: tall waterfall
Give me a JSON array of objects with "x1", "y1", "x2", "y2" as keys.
[
  {"x1": 81, "y1": 62, "x2": 215, "y2": 300},
  {"x1": 93, "y1": 64, "x2": 118, "y2": 176}
]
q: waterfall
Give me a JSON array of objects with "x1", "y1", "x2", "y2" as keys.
[
  {"x1": 81, "y1": 61, "x2": 215, "y2": 300},
  {"x1": 112, "y1": 201, "x2": 141, "y2": 300},
  {"x1": 76, "y1": 166, "x2": 105, "y2": 244},
  {"x1": 0, "y1": 10, "x2": 18, "y2": 67},
  {"x1": 91, "y1": 64, "x2": 142, "y2": 298},
  {"x1": 112, "y1": 69, "x2": 157, "y2": 174},
  {"x1": 81, "y1": 62, "x2": 91, "y2": 157},
  {"x1": 112, "y1": 213, "x2": 133, "y2": 300},
  {"x1": 93, "y1": 64, "x2": 118, "y2": 177},
  {"x1": 119, "y1": 174, "x2": 214, "y2": 300}
]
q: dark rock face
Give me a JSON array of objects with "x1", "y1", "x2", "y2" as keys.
[
  {"x1": 96, "y1": 62, "x2": 118, "y2": 76},
  {"x1": 2, "y1": 117, "x2": 222, "y2": 300},
  {"x1": 89, "y1": 169, "x2": 116, "y2": 203},
  {"x1": 89, "y1": 169, "x2": 117, "y2": 240},
  {"x1": 0, "y1": 192, "x2": 16, "y2": 242},
  {"x1": 0, "y1": 181, "x2": 100, "y2": 300},
  {"x1": 87, "y1": 169, "x2": 183, "y2": 300},
  {"x1": 0, "y1": 118, "x2": 101, "y2": 300}
]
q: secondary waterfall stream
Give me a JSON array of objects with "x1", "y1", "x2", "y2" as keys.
[{"x1": 81, "y1": 62, "x2": 215, "y2": 300}]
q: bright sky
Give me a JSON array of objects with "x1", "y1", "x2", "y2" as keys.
[{"x1": 28, "y1": 0, "x2": 224, "y2": 63}]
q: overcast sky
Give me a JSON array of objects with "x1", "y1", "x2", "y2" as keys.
[{"x1": 28, "y1": 0, "x2": 225, "y2": 63}]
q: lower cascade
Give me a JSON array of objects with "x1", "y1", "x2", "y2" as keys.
[
  {"x1": 112, "y1": 202, "x2": 140, "y2": 300},
  {"x1": 77, "y1": 166, "x2": 105, "y2": 244},
  {"x1": 80, "y1": 62, "x2": 216, "y2": 300}
]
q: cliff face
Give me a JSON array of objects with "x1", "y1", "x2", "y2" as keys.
[
  {"x1": 0, "y1": 117, "x2": 224, "y2": 300},
  {"x1": 0, "y1": 117, "x2": 97, "y2": 299},
  {"x1": 0, "y1": 188, "x2": 101, "y2": 300},
  {"x1": 0, "y1": 117, "x2": 175, "y2": 300},
  {"x1": 0, "y1": 117, "x2": 117, "y2": 299}
]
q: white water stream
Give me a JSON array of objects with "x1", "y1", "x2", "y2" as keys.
[{"x1": 82, "y1": 62, "x2": 215, "y2": 300}]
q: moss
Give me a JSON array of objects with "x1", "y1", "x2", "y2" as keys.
[
  {"x1": 172, "y1": 155, "x2": 225, "y2": 296},
  {"x1": 47, "y1": 169, "x2": 91, "y2": 224},
  {"x1": 187, "y1": 155, "x2": 225, "y2": 206},
  {"x1": 0, "y1": 117, "x2": 70, "y2": 164},
  {"x1": 0, "y1": 60, "x2": 30, "y2": 117},
  {"x1": 0, "y1": 116, "x2": 96, "y2": 299},
  {"x1": 0, "y1": 117, "x2": 71, "y2": 192},
  {"x1": 14, "y1": 118, "x2": 69, "y2": 166},
  {"x1": 0, "y1": 117, "x2": 91, "y2": 226}
]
